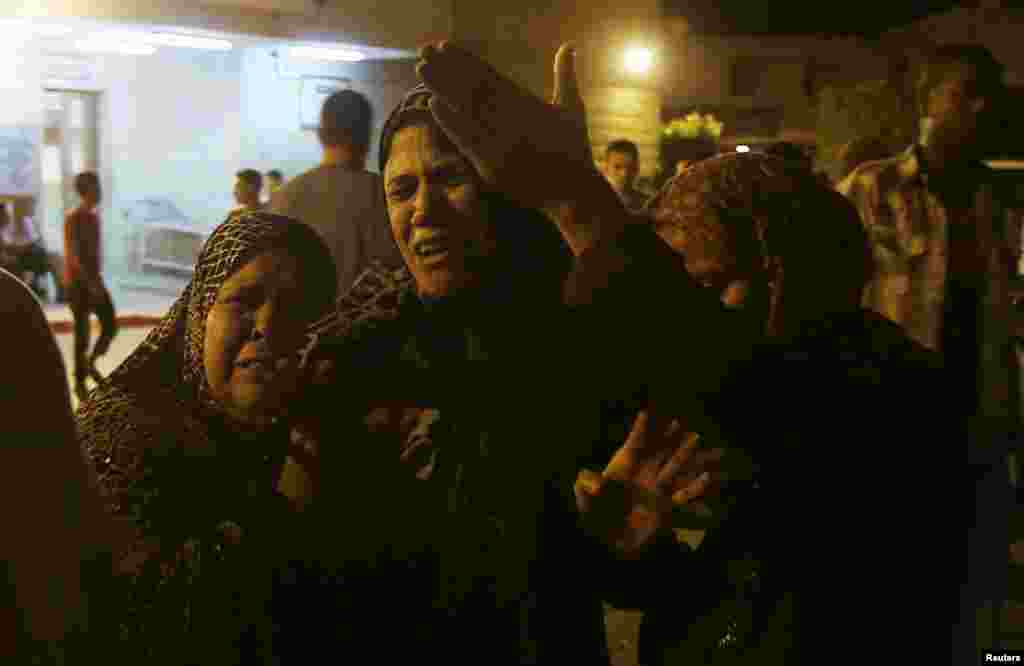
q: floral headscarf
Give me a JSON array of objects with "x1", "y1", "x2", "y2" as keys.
[{"x1": 647, "y1": 152, "x2": 872, "y2": 338}]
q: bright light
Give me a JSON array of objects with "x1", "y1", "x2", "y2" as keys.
[
  {"x1": 0, "y1": 20, "x2": 72, "y2": 39},
  {"x1": 89, "y1": 30, "x2": 232, "y2": 52},
  {"x1": 145, "y1": 32, "x2": 233, "y2": 51},
  {"x1": 736, "y1": 145, "x2": 751, "y2": 153},
  {"x1": 623, "y1": 46, "x2": 654, "y2": 75},
  {"x1": 289, "y1": 45, "x2": 365, "y2": 62},
  {"x1": 75, "y1": 39, "x2": 156, "y2": 56}
]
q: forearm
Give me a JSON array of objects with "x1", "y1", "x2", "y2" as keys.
[{"x1": 543, "y1": 170, "x2": 632, "y2": 258}]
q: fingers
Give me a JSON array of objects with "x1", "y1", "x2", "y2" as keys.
[
  {"x1": 418, "y1": 41, "x2": 512, "y2": 116},
  {"x1": 654, "y1": 431, "x2": 701, "y2": 488},
  {"x1": 671, "y1": 471, "x2": 712, "y2": 505},
  {"x1": 551, "y1": 42, "x2": 583, "y2": 111}
]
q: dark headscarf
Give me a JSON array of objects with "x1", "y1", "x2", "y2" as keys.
[
  {"x1": 377, "y1": 83, "x2": 573, "y2": 303},
  {"x1": 648, "y1": 152, "x2": 872, "y2": 338},
  {"x1": 75, "y1": 212, "x2": 336, "y2": 662}
]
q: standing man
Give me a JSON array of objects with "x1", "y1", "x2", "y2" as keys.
[
  {"x1": 270, "y1": 90, "x2": 402, "y2": 296},
  {"x1": 65, "y1": 171, "x2": 117, "y2": 402},
  {"x1": 837, "y1": 44, "x2": 1019, "y2": 659},
  {"x1": 603, "y1": 139, "x2": 648, "y2": 212},
  {"x1": 232, "y1": 169, "x2": 265, "y2": 215},
  {"x1": 264, "y1": 170, "x2": 285, "y2": 205}
]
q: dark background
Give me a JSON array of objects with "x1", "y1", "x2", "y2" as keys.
[{"x1": 661, "y1": 0, "x2": 975, "y2": 36}]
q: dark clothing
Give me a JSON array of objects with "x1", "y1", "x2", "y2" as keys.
[
  {"x1": 68, "y1": 278, "x2": 117, "y2": 382},
  {"x1": 638, "y1": 309, "x2": 956, "y2": 664},
  {"x1": 301, "y1": 223, "x2": 738, "y2": 664},
  {"x1": 64, "y1": 208, "x2": 101, "y2": 286}
]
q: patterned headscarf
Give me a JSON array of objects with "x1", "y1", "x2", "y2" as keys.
[
  {"x1": 78, "y1": 212, "x2": 336, "y2": 511},
  {"x1": 647, "y1": 152, "x2": 872, "y2": 337}
]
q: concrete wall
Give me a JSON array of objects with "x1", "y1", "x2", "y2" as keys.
[
  {"x1": 661, "y1": 28, "x2": 892, "y2": 138},
  {"x1": 881, "y1": 5, "x2": 1024, "y2": 86}
]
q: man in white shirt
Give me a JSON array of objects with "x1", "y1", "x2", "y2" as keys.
[{"x1": 270, "y1": 90, "x2": 402, "y2": 297}]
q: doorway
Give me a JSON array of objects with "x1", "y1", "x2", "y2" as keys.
[{"x1": 41, "y1": 89, "x2": 100, "y2": 269}]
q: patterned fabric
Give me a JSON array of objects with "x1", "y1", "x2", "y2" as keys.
[
  {"x1": 837, "y1": 146, "x2": 1021, "y2": 430},
  {"x1": 74, "y1": 211, "x2": 337, "y2": 663},
  {"x1": 648, "y1": 152, "x2": 872, "y2": 337}
]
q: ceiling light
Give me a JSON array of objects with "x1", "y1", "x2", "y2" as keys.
[
  {"x1": 0, "y1": 20, "x2": 73, "y2": 40},
  {"x1": 145, "y1": 32, "x2": 233, "y2": 51},
  {"x1": 289, "y1": 45, "x2": 365, "y2": 62},
  {"x1": 75, "y1": 39, "x2": 156, "y2": 56},
  {"x1": 623, "y1": 46, "x2": 654, "y2": 75},
  {"x1": 736, "y1": 145, "x2": 751, "y2": 153}
]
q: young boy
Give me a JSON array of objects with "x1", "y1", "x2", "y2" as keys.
[{"x1": 65, "y1": 172, "x2": 117, "y2": 402}]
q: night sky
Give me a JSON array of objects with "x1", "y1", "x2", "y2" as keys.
[{"x1": 661, "y1": 0, "x2": 965, "y2": 36}]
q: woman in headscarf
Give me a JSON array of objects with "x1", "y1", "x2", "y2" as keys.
[
  {"x1": 295, "y1": 43, "x2": 747, "y2": 665},
  {"x1": 75, "y1": 212, "x2": 339, "y2": 664},
  {"x1": 638, "y1": 152, "x2": 956, "y2": 664}
]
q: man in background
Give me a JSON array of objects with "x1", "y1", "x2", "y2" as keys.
[
  {"x1": 264, "y1": 170, "x2": 285, "y2": 205},
  {"x1": 837, "y1": 44, "x2": 1019, "y2": 660},
  {"x1": 270, "y1": 90, "x2": 402, "y2": 296},
  {"x1": 65, "y1": 172, "x2": 117, "y2": 402},
  {"x1": 603, "y1": 139, "x2": 648, "y2": 212},
  {"x1": 232, "y1": 169, "x2": 264, "y2": 215}
]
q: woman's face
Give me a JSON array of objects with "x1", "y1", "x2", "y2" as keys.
[
  {"x1": 383, "y1": 123, "x2": 494, "y2": 298},
  {"x1": 203, "y1": 249, "x2": 312, "y2": 426},
  {"x1": 654, "y1": 206, "x2": 754, "y2": 310}
]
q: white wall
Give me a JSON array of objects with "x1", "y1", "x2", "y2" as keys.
[
  {"x1": 238, "y1": 47, "x2": 417, "y2": 179},
  {"x1": 98, "y1": 46, "x2": 243, "y2": 275}
]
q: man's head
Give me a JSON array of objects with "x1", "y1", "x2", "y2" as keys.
[
  {"x1": 319, "y1": 89, "x2": 373, "y2": 166},
  {"x1": 604, "y1": 140, "x2": 640, "y2": 194},
  {"x1": 265, "y1": 170, "x2": 284, "y2": 197},
  {"x1": 74, "y1": 172, "x2": 101, "y2": 207},
  {"x1": 234, "y1": 170, "x2": 263, "y2": 209},
  {"x1": 916, "y1": 44, "x2": 1005, "y2": 160}
]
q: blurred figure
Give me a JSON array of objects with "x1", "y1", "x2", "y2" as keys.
[
  {"x1": 837, "y1": 136, "x2": 890, "y2": 182},
  {"x1": 675, "y1": 159, "x2": 692, "y2": 177},
  {"x1": 764, "y1": 141, "x2": 813, "y2": 172},
  {"x1": 1, "y1": 207, "x2": 53, "y2": 300},
  {"x1": 65, "y1": 172, "x2": 117, "y2": 403},
  {"x1": 265, "y1": 169, "x2": 284, "y2": 201},
  {"x1": 837, "y1": 44, "x2": 1018, "y2": 661},
  {"x1": 603, "y1": 139, "x2": 647, "y2": 211},
  {"x1": 0, "y1": 267, "x2": 114, "y2": 662},
  {"x1": 232, "y1": 169, "x2": 264, "y2": 214},
  {"x1": 271, "y1": 90, "x2": 403, "y2": 296}
]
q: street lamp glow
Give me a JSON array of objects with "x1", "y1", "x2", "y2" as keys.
[
  {"x1": 289, "y1": 45, "x2": 365, "y2": 62},
  {"x1": 736, "y1": 145, "x2": 751, "y2": 153},
  {"x1": 623, "y1": 46, "x2": 654, "y2": 75}
]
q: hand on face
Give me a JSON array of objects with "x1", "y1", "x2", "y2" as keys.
[
  {"x1": 203, "y1": 249, "x2": 313, "y2": 426},
  {"x1": 575, "y1": 410, "x2": 725, "y2": 556},
  {"x1": 415, "y1": 41, "x2": 597, "y2": 210}
]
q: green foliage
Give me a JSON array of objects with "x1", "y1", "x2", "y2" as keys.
[{"x1": 663, "y1": 113, "x2": 725, "y2": 141}]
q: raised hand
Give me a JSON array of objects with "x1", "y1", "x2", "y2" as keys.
[
  {"x1": 416, "y1": 41, "x2": 604, "y2": 213},
  {"x1": 575, "y1": 410, "x2": 724, "y2": 556}
]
